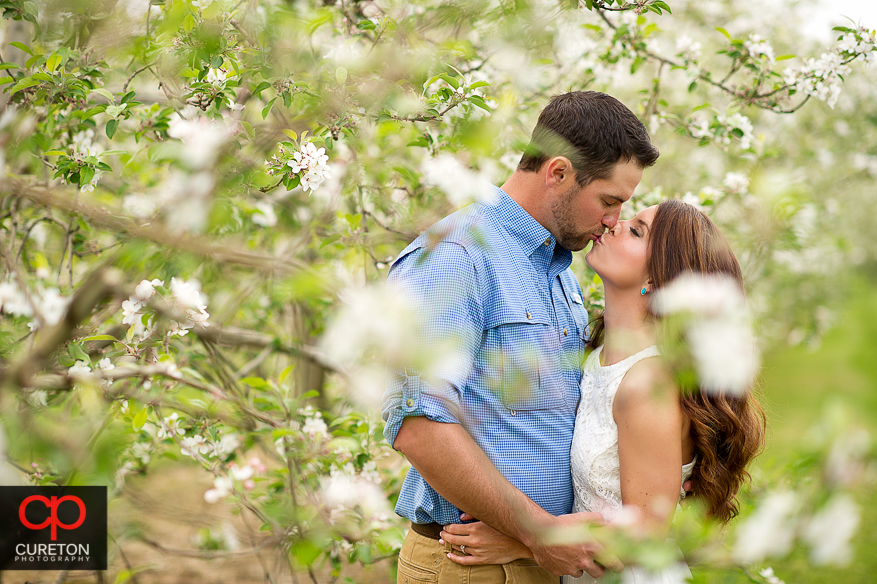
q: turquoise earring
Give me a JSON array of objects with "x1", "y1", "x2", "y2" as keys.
[{"x1": 641, "y1": 287, "x2": 647, "y2": 295}]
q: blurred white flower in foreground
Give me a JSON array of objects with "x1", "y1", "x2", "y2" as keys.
[
  {"x1": 167, "y1": 114, "x2": 231, "y2": 169},
  {"x1": 652, "y1": 273, "x2": 758, "y2": 395},
  {"x1": 421, "y1": 154, "x2": 499, "y2": 207},
  {"x1": 322, "y1": 466, "x2": 390, "y2": 518},
  {"x1": 733, "y1": 490, "x2": 798, "y2": 563},
  {"x1": 802, "y1": 494, "x2": 860, "y2": 566}
]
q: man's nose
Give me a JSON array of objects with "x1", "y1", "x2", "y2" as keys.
[{"x1": 603, "y1": 214, "x2": 619, "y2": 230}]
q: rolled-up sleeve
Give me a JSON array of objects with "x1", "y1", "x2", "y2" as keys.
[{"x1": 381, "y1": 241, "x2": 483, "y2": 448}]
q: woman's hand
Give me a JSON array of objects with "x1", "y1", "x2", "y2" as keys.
[{"x1": 439, "y1": 513, "x2": 533, "y2": 565}]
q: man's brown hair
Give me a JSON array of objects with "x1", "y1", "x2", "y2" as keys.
[{"x1": 518, "y1": 91, "x2": 659, "y2": 185}]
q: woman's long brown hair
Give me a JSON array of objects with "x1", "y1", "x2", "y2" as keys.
[{"x1": 588, "y1": 199, "x2": 766, "y2": 523}]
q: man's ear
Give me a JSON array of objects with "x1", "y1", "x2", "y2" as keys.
[{"x1": 544, "y1": 156, "x2": 573, "y2": 188}]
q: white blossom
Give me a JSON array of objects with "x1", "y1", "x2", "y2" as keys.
[
  {"x1": 180, "y1": 435, "x2": 210, "y2": 457},
  {"x1": 676, "y1": 35, "x2": 702, "y2": 61},
  {"x1": 303, "y1": 414, "x2": 328, "y2": 439},
  {"x1": 802, "y1": 495, "x2": 860, "y2": 565},
  {"x1": 722, "y1": 171, "x2": 750, "y2": 193},
  {"x1": 745, "y1": 34, "x2": 776, "y2": 64},
  {"x1": 167, "y1": 115, "x2": 230, "y2": 169},
  {"x1": 157, "y1": 412, "x2": 186, "y2": 439},
  {"x1": 68, "y1": 361, "x2": 92, "y2": 377},
  {"x1": 286, "y1": 140, "x2": 332, "y2": 193},
  {"x1": 717, "y1": 112, "x2": 754, "y2": 150},
  {"x1": 759, "y1": 567, "x2": 785, "y2": 584},
  {"x1": 130, "y1": 441, "x2": 152, "y2": 464},
  {"x1": 733, "y1": 490, "x2": 798, "y2": 563},
  {"x1": 420, "y1": 154, "x2": 499, "y2": 206},
  {"x1": 170, "y1": 277, "x2": 206, "y2": 311},
  {"x1": 204, "y1": 68, "x2": 228, "y2": 85},
  {"x1": 652, "y1": 273, "x2": 757, "y2": 395},
  {"x1": 134, "y1": 278, "x2": 164, "y2": 301},
  {"x1": 252, "y1": 201, "x2": 278, "y2": 227},
  {"x1": 204, "y1": 475, "x2": 233, "y2": 503}
]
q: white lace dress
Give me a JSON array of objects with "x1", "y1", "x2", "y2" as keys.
[{"x1": 564, "y1": 345, "x2": 694, "y2": 584}]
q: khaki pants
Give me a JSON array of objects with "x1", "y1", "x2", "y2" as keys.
[{"x1": 397, "y1": 528, "x2": 559, "y2": 584}]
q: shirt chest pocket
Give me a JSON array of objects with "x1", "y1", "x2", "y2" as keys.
[{"x1": 483, "y1": 311, "x2": 565, "y2": 412}]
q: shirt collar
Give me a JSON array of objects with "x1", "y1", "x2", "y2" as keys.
[{"x1": 488, "y1": 186, "x2": 555, "y2": 255}]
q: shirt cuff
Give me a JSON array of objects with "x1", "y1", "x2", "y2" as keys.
[{"x1": 382, "y1": 373, "x2": 462, "y2": 448}]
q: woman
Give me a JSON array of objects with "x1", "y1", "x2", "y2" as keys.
[{"x1": 438, "y1": 199, "x2": 766, "y2": 582}]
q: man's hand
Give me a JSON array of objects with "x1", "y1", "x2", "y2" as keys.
[{"x1": 527, "y1": 512, "x2": 624, "y2": 578}]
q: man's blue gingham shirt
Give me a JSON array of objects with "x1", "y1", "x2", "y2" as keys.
[{"x1": 381, "y1": 186, "x2": 589, "y2": 525}]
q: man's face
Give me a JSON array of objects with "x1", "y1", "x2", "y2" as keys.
[{"x1": 550, "y1": 159, "x2": 644, "y2": 252}]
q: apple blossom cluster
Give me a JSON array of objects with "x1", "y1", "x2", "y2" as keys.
[
  {"x1": 688, "y1": 111, "x2": 754, "y2": 150},
  {"x1": 0, "y1": 280, "x2": 69, "y2": 331},
  {"x1": 120, "y1": 277, "x2": 210, "y2": 341},
  {"x1": 68, "y1": 130, "x2": 104, "y2": 193},
  {"x1": 652, "y1": 273, "x2": 758, "y2": 396},
  {"x1": 204, "y1": 457, "x2": 266, "y2": 503},
  {"x1": 782, "y1": 27, "x2": 875, "y2": 109},
  {"x1": 264, "y1": 139, "x2": 332, "y2": 193},
  {"x1": 675, "y1": 35, "x2": 702, "y2": 63},
  {"x1": 744, "y1": 34, "x2": 776, "y2": 65}
]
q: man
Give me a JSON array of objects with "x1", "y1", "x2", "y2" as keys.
[{"x1": 382, "y1": 91, "x2": 659, "y2": 582}]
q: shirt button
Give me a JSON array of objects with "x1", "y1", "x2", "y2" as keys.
[
  {"x1": 563, "y1": 328, "x2": 569, "y2": 336},
  {"x1": 510, "y1": 410, "x2": 516, "y2": 416},
  {"x1": 543, "y1": 238, "x2": 551, "y2": 246},
  {"x1": 406, "y1": 399, "x2": 414, "y2": 407},
  {"x1": 526, "y1": 312, "x2": 532, "y2": 319}
]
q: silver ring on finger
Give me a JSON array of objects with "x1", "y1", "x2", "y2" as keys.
[{"x1": 461, "y1": 545, "x2": 466, "y2": 554}]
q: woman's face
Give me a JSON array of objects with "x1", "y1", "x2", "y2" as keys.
[{"x1": 585, "y1": 205, "x2": 657, "y2": 291}]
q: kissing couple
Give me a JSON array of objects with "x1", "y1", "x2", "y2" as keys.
[{"x1": 382, "y1": 91, "x2": 765, "y2": 583}]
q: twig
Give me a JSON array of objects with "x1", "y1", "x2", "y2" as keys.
[
  {"x1": 135, "y1": 535, "x2": 278, "y2": 558},
  {"x1": 122, "y1": 62, "x2": 156, "y2": 94},
  {"x1": 9, "y1": 180, "x2": 309, "y2": 275}
]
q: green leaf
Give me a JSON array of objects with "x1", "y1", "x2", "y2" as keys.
[
  {"x1": 106, "y1": 118, "x2": 119, "y2": 139},
  {"x1": 438, "y1": 74, "x2": 460, "y2": 90},
  {"x1": 182, "y1": 13, "x2": 195, "y2": 32},
  {"x1": 91, "y1": 88, "x2": 115, "y2": 102},
  {"x1": 80, "y1": 166, "x2": 95, "y2": 185},
  {"x1": 282, "y1": 129, "x2": 297, "y2": 141},
  {"x1": 43, "y1": 150, "x2": 67, "y2": 156},
  {"x1": 335, "y1": 65, "x2": 348, "y2": 85},
  {"x1": 210, "y1": 54, "x2": 223, "y2": 69},
  {"x1": 79, "y1": 334, "x2": 117, "y2": 342},
  {"x1": 132, "y1": 408, "x2": 148, "y2": 432},
  {"x1": 252, "y1": 81, "x2": 272, "y2": 98},
  {"x1": 652, "y1": 1, "x2": 671, "y2": 14},
  {"x1": 46, "y1": 53, "x2": 62, "y2": 72},
  {"x1": 715, "y1": 27, "x2": 731, "y2": 40},
  {"x1": 0, "y1": 77, "x2": 14, "y2": 85},
  {"x1": 469, "y1": 80, "x2": 490, "y2": 89},
  {"x1": 10, "y1": 77, "x2": 39, "y2": 94},
  {"x1": 279, "y1": 364, "x2": 294, "y2": 384},
  {"x1": 0, "y1": 63, "x2": 20, "y2": 70},
  {"x1": 241, "y1": 376, "x2": 269, "y2": 389},
  {"x1": 69, "y1": 343, "x2": 89, "y2": 362},
  {"x1": 100, "y1": 149, "x2": 127, "y2": 157},
  {"x1": 776, "y1": 54, "x2": 796, "y2": 61},
  {"x1": 261, "y1": 97, "x2": 277, "y2": 119},
  {"x1": 9, "y1": 41, "x2": 33, "y2": 56}
]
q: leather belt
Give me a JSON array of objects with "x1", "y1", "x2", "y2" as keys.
[{"x1": 410, "y1": 521, "x2": 444, "y2": 540}]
